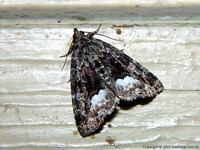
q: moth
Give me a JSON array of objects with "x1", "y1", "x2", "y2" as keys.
[{"x1": 61, "y1": 26, "x2": 164, "y2": 137}]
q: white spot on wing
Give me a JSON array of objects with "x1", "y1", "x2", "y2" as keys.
[
  {"x1": 90, "y1": 89, "x2": 108, "y2": 109},
  {"x1": 116, "y1": 76, "x2": 139, "y2": 91}
]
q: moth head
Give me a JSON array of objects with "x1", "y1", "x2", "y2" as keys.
[
  {"x1": 73, "y1": 28, "x2": 85, "y2": 40},
  {"x1": 73, "y1": 28, "x2": 79, "y2": 34}
]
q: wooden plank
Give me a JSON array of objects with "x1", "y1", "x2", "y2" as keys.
[
  {"x1": 0, "y1": 4, "x2": 200, "y2": 149},
  {"x1": 1, "y1": 90, "x2": 200, "y2": 126},
  {"x1": 0, "y1": 26, "x2": 200, "y2": 91},
  {"x1": 0, "y1": 125, "x2": 200, "y2": 148},
  {"x1": 1, "y1": 4, "x2": 200, "y2": 25},
  {"x1": 1, "y1": 0, "x2": 200, "y2": 6}
]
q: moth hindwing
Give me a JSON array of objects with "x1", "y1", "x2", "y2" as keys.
[{"x1": 62, "y1": 27, "x2": 164, "y2": 137}]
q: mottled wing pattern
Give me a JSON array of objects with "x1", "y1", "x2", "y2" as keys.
[
  {"x1": 90, "y1": 38, "x2": 164, "y2": 101},
  {"x1": 70, "y1": 45, "x2": 119, "y2": 137},
  {"x1": 68, "y1": 28, "x2": 164, "y2": 137}
]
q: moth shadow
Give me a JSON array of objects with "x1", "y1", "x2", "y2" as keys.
[
  {"x1": 119, "y1": 97, "x2": 155, "y2": 110},
  {"x1": 89, "y1": 97, "x2": 155, "y2": 137}
]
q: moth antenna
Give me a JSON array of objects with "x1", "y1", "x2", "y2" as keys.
[
  {"x1": 84, "y1": 24, "x2": 102, "y2": 37},
  {"x1": 82, "y1": 24, "x2": 102, "y2": 33},
  {"x1": 60, "y1": 56, "x2": 68, "y2": 71},
  {"x1": 60, "y1": 42, "x2": 74, "y2": 71},
  {"x1": 94, "y1": 24, "x2": 102, "y2": 34},
  {"x1": 95, "y1": 33, "x2": 123, "y2": 42},
  {"x1": 85, "y1": 25, "x2": 123, "y2": 41}
]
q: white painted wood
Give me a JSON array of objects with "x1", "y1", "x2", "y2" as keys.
[
  {"x1": 0, "y1": 1, "x2": 200, "y2": 150},
  {"x1": 1, "y1": 3, "x2": 200, "y2": 25},
  {"x1": 1, "y1": 0, "x2": 200, "y2": 6}
]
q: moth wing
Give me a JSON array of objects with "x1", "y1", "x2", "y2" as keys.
[
  {"x1": 93, "y1": 39, "x2": 164, "y2": 101},
  {"x1": 70, "y1": 48, "x2": 119, "y2": 137}
]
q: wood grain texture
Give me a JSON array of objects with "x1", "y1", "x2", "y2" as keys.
[{"x1": 0, "y1": 2, "x2": 200, "y2": 150}]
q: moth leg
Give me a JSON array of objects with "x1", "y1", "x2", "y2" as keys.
[
  {"x1": 59, "y1": 42, "x2": 74, "y2": 58},
  {"x1": 85, "y1": 24, "x2": 102, "y2": 37},
  {"x1": 60, "y1": 40, "x2": 75, "y2": 70},
  {"x1": 67, "y1": 78, "x2": 72, "y2": 83}
]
